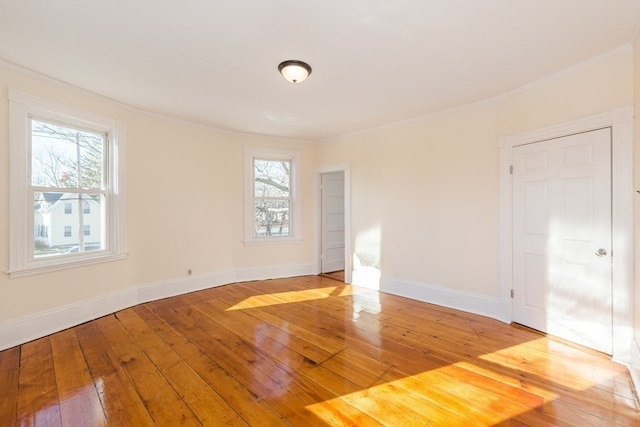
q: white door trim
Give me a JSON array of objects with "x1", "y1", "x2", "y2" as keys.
[
  {"x1": 499, "y1": 106, "x2": 634, "y2": 363},
  {"x1": 314, "y1": 164, "x2": 352, "y2": 283}
]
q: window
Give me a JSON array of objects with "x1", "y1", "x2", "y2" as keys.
[
  {"x1": 244, "y1": 147, "x2": 301, "y2": 243},
  {"x1": 9, "y1": 88, "x2": 127, "y2": 276}
]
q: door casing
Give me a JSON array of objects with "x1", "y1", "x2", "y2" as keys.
[
  {"x1": 321, "y1": 171, "x2": 346, "y2": 273},
  {"x1": 315, "y1": 164, "x2": 352, "y2": 283},
  {"x1": 499, "y1": 106, "x2": 633, "y2": 363}
]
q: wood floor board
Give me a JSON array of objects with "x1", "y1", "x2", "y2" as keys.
[
  {"x1": 132, "y1": 305, "x2": 288, "y2": 427},
  {"x1": 235, "y1": 280, "x2": 537, "y2": 371},
  {"x1": 2, "y1": 275, "x2": 638, "y2": 426},
  {"x1": 74, "y1": 321, "x2": 156, "y2": 426},
  {"x1": 94, "y1": 315, "x2": 203, "y2": 426},
  {"x1": 0, "y1": 346, "x2": 20, "y2": 427},
  {"x1": 196, "y1": 296, "x2": 334, "y2": 364},
  {"x1": 16, "y1": 337, "x2": 63, "y2": 427},
  {"x1": 148, "y1": 299, "x2": 336, "y2": 424},
  {"x1": 226, "y1": 282, "x2": 431, "y2": 366},
  {"x1": 113, "y1": 308, "x2": 250, "y2": 426},
  {"x1": 161, "y1": 293, "x2": 409, "y2": 426},
  {"x1": 49, "y1": 329, "x2": 108, "y2": 426}
]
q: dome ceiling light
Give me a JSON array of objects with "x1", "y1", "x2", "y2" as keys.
[{"x1": 278, "y1": 60, "x2": 312, "y2": 84}]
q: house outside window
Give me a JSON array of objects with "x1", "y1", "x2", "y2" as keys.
[
  {"x1": 9, "y1": 88, "x2": 127, "y2": 277},
  {"x1": 244, "y1": 147, "x2": 301, "y2": 244}
]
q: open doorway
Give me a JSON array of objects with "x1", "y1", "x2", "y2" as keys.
[{"x1": 318, "y1": 167, "x2": 351, "y2": 283}]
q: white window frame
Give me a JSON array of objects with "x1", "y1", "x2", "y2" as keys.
[
  {"x1": 244, "y1": 146, "x2": 301, "y2": 244},
  {"x1": 8, "y1": 88, "x2": 127, "y2": 277}
]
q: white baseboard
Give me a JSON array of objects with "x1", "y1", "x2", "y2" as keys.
[
  {"x1": 0, "y1": 262, "x2": 313, "y2": 351},
  {"x1": 380, "y1": 276, "x2": 511, "y2": 323},
  {"x1": 136, "y1": 270, "x2": 237, "y2": 304},
  {"x1": 235, "y1": 263, "x2": 314, "y2": 282},
  {"x1": 0, "y1": 288, "x2": 138, "y2": 352}
]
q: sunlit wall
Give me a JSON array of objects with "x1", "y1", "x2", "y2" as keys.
[{"x1": 315, "y1": 46, "x2": 634, "y2": 315}]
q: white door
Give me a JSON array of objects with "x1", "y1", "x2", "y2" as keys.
[
  {"x1": 512, "y1": 128, "x2": 612, "y2": 354},
  {"x1": 321, "y1": 172, "x2": 345, "y2": 273}
]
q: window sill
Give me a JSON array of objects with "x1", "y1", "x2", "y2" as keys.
[{"x1": 8, "y1": 252, "x2": 128, "y2": 278}]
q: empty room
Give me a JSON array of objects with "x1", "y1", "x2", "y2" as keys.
[{"x1": 1, "y1": 1, "x2": 640, "y2": 425}]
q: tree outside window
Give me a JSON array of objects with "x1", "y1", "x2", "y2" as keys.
[
  {"x1": 254, "y1": 159, "x2": 291, "y2": 237},
  {"x1": 9, "y1": 88, "x2": 127, "y2": 277},
  {"x1": 244, "y1": 147, "x2": 300, "y2": 244},
  {"x1": 31, "y1": 119, "x2": 105, "y2": 256}
]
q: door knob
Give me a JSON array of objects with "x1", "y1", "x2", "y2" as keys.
[{"x1": 595, "y1": 248, "x2": 607, "y2": 257}]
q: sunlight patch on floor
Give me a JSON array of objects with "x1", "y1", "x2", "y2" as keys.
[
  {"x1": 303, "y1": 343, "x2": 580, "y2": 426},
  {"x1": 305, "y1": 362, "x2": 544, "y2": 425},
  {"x1": 477, "y1": 338, "x2": 614, "y2": 392},
  {"x1": 226, "y1": 287, "x2": 338, "y2": 310}
]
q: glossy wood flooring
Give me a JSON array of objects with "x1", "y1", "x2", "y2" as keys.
[
  {"x1": 1, "y1": 276, "x2": 638, "y2": 426},
  {"x1": 321, "y1": 270, "x2": 345, "y2": 282}
]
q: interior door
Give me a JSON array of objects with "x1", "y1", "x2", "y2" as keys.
[
  {"x1": 512, "y1": 128, "x2": 612, "y2": 354},
  {"x1": 321, "y1": 171, "x2": 345, "y2": 273}
]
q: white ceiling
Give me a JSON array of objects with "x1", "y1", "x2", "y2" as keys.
[{"x1": 1, "y1": 1, "x2": 640, "y2": 141}]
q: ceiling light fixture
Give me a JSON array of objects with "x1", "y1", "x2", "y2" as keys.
[{"x1": 278, "y1": 60, "x2": 312, "y2": 84}]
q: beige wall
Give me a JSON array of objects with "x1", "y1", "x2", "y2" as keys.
[
  {"x1": 315, "y1": 47, "x2": 634, "y2": 303},
  {"x1": 0, "y1": 64, "x2": 315, "y2": 324},
  {"x1": 316, "y1": 102, "x2": 500, "y2": 295},
  {"x1": 496, "y1": 47, "x2": 634, "y2": 136}
]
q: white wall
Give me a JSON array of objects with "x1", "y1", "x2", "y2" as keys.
[{"x1": 0, "y1": 63, "x2": 315, "y2": 348}]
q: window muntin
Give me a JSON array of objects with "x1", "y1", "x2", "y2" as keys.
[
  {"x1": 244, "y1": 147, "x2": 300, "y2": 244},
  {"x1": 9, "y1": 88, "x2": 126, "y2": 276},
  {"x1": 30, "y1": 119, "x2": 107, "y2": 258},
  {"x1": 254, "y1": 159, "x2": 291, "y2": 237}
]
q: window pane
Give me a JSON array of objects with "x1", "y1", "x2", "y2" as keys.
[
  {"x1": 254, "y1": 159, "x2": 290, "y2": 198},
  {"x1": 31, "y1": 119, "x2": 104, "y2": 190},
  {"x1": 34, "y1": 192, "x2": 104, "y2": 257},
  {"x1": 255, "y1": 199, "x2": 290, "y2": 237}
]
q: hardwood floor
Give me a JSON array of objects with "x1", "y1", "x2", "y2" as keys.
[
  {"x1": 320, "y1": 270, "x2": 345, "y2": 282},
  {"x1": 1, "y1": 275, "x2": 638, "y2": 426}
]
